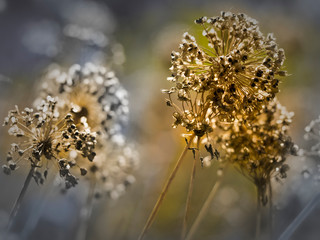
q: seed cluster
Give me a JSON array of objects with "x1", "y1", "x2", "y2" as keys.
[
  {"x1": 163, "y1": 12, "x2": 297, "y2": 206},
  {"x1": 217, "y1": 100, "x2": 297, "y2": 204},
  {"x1": 2, "y1": 96, "x2": 96, "y2": 188},
  {"x1": 164, "y1": 12, "x2": 287, "y2": 137}
]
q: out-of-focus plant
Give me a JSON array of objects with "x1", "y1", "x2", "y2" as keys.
[
  {"x1": 2, "y1": 63, "x2": 138, "y2": 240},
  {"x1": 186, "y1": 99, "x2": 297, "y2": 240}
]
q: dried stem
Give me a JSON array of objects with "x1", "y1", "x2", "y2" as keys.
[
  {"x1": 255, "y1": 186, "x2": 262, "y2": 240},
  {"x1": 138, "y1": 134, "x2": 195, "y2": 240},
  {"x1": 7, "y1": 166, "x2": 35, "y2": 231},
  {"x1": 185, "y1": 165, "x2": 226, "y2": 240},
  {"x1": 268, "y1": 179, "x2": 273, "y2": 239},
  {"x1": 279, "y1": 192, "x2": 320, "y2": 240},
  {"x1": 181, "y1": 137, "x2": 200, "y2": 239},
  {"x1": 20, "y1": 172, "x2": 58, "y2": 240},
  {"x1": 76, "y1": 180, "x2": 96, "y2": 240}
]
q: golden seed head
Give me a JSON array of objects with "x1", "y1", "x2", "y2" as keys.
[
  {"x1": 216, "y1": 99, "x2": 296, "y2": 204},
  {"x1": 164, "y1": 12, "x2": 287, "y2": 136}
]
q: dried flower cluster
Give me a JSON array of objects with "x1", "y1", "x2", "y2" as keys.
[
  {"x1": 216, "y1": 100, "x2": 297, "y2": 204},
  {"x1": 2, "y1": 96, "x2": 96, "y2": 188},
  {"x1": 164, "y1": 12, "x2": 286, "y2": 137},
  {"x1": 3, "y1": 63, "x2": 138, "y2": 195},
  {"x1": 162, "y1": 12, "x2": 298, "y2": 208}
]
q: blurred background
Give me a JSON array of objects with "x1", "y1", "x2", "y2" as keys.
[{"x1": 0, "y1": 0, "x2": 320, "y2": 239}]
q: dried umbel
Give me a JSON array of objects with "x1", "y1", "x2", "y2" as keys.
[
  {"x1": 219, "y1": 100, "x2": 297, "y2": 205},
  {"x1": 2, "y1": 96, "x2": 97, "y2": 189},
  {"x1": 164, "y1": 12, "x2": 286, "y2": 137},
  {"x1": 37, "y1": 63, "x2": 129, "y2": 142}
]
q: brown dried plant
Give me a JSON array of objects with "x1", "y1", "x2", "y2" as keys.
[{"x1": 140, "y1": 11, "x2": 288, "y2": 240}]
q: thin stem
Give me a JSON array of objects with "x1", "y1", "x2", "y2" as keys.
[
  {"x1": 138, "y1": 134, "x2": 195, "y2": 240},
  {"x1": 6, "y1": 166, "x2": 35, "y2": 231},
  {"x1": 255, "y1": 187, "x2": 262, "y2": 240},
  {"x1": 20, "y1": 172, "x2": 58, "y2": 240},
  {"x1": 181, "y1": 137, "x2": 200, "y2": 240},
  {"x1": 76, "y1": 180, "x2": 96, "y2": 240},
  {"x1": 185, "y1": 166, "x2": 226, "y2": 240},
  {"x1": 268, "y1": 180, "x2": 273, "y2": 239},
  {"x1": 279, "y1": 192, "x2": 320, "y2": 240}
]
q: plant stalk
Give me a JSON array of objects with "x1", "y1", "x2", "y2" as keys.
[
  {"x1": 7, "y1": 166, "x2": 35, "y2": 231},
  {"x1": 255, "y1": 186, "x2": 262, "y2": 240},
  {"x1": 185, "y1": 165, "x2": 226, "y2": 240},
  {"x1": 76, "y1": 180, "x2": 96, "y2": 240},
  {"x1": 20, "y1": 172, "x2": 58, "y2": 240},
  {"x1": 279, "y1": 192, "x2": 320, "y2": 240},
  {"x1": 268, "y1": 180, "x2": 273, "y2": 239},
  {"x1": 181, "y1": 137, "x2": 199, "y2": 240},
  {"x1": 138, "y1": 134, "x2": 195, "y2": 240}
]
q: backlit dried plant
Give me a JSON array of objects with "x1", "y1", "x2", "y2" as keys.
[
  {"x1": 163, "y1": 11, "x2": 286, "y2": 137},
  {"x1": 184, "y1": 100, "x2": 297, "y2": 240},
  {"x1": 141, "y1": 12, "x2": 288, "y2": 240},
  {"x1": 215, "y1": 99, "x2": 297, "y2": 238},
  {"x1": 221, "y1": 99, "x2": 297, "y2": 204}
]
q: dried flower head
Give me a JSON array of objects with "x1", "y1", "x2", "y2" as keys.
[
  {"x1": 2, "y1": 96, "x2": 96, "y2": 189},
  {"x1": 164, "y1": 12, "x2": 286, "y2": 137},
  {"x1": 217, "y1": 99, "x2": 297, "y2": 205},
  {"x1": 79, "y1": 140, "x2": 139, "y2": 199},
  {"x1": 36, "y1": 63, "x2": 129, "y2": 142}
]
